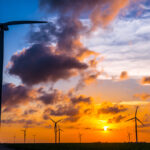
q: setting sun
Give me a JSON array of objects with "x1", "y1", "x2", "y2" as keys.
[{"x1": 104, "y1": 126, "x2": 108, "y2": 131}]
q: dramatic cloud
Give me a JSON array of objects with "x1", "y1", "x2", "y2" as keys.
[
  {"x1": 43, "y1": 94, "x2": 93, "y2": 122},
  {"x1": 8, "y1": 44, "x2": 88, "y2": 85},
  {"x1": 71, "y1": 95, "x2": 92, "y2": 104},
  {"x1": 98, "y1": 103, "x2": 127, "y2": 114},
  {"x1": 107, "y1": 115, "x2": 126, "y2": 123},
  {"x1": 2, "y1": 83, "x2": 32, "y2": 106},
  {"x1": 39, "y1": 0, "x2": 130, "y2": 29},
  {"x1": 141, "y1": 76, "x2": 150, "y2": 85},
  {"x1": 134, "y1": 93, "x2": 150, "y2": 100},
  {"x1": 120, "y1": 71, "x2": 128, "y2": 80},
  {"x1": 23, "y1": 108, "x2": 38, "y2": 116},
  {"x1": 38, "y1": 89, "x2": 64, "y2": 105},
  {"x1": 2, "y1": 118, "x2": 41, "y2": 127},
  {"x1": 43, "y1": 104, "x2": 79, "y2": 120}
]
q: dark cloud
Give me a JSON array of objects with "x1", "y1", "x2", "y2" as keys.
[
  {"x1": 8, "y1": 44, "x2": 88, "y2": 85},
  {"x1": 39, "y1": 0, "x2": 130, "y2": 29},
  {"x1": 107, "y1": 115, "x2": 126, "y2": 123},
  {"x1": 2, "y1": 119, "x2": 38, "y2": 126},
  {"x1": 98, "y1": 104, "x2": 127, "y2": 114},
  {"x1": 38, "y1": 89, "x2": 65, "y2": 105},
  {"x1": 71, "y1": 95, "x2": 92, "y2": 104},
  {"x1": 28, "y1": 17, "x2": 95, "y2": 59},
  {"x1": 23, "y1": 108, "x2": 38, "y2": 116},
  {"x1": 43, "y1": 104, "x2": 79, "y2": 120},
  {"x1": 2, "y1": 83, "x2": 31, "y2": 106},
  {"x1": 64, "y1": 116, "x2": 81, "y2": 123}
]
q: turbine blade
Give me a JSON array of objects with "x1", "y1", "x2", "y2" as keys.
[
  {"x1": 56, "y1": 119, "x2": 62, "y2": 123},
  {"x1": 126, "y1": 117, "x2": 135, "y2": 122},
  {"x1": 136, "y1": 117, "x2": 144, "y2": 126},
  {"x1": 135, "y1": 106, "x2": 139, "y2": 117},
  {"x1": 3, "y1": 21, "x2": 48, "y2": 26},
  {"x1": 49, "y1": 117, "x2": 55, "y2": 123},
  {"x1": 60, "y1": 129, "x2": 64, "y2": 132}
]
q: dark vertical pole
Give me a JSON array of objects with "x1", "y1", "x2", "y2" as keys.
[
  {"x1": 0, "y1": 29, "x2": 4, "y2": 127},
  {"x1": 33, "y1": 135, "x2": 35, "y2": 144},
  {"x1": 59, "y1": 129, "x2": 60, "y2": 143},
  {"x1": 135, "y1": 118, "x2": 138, "y2": 143},
  {"x1": 128, "y1": 133, "x2": 130, "y2": 143},
  {"x1": 55, "y1": 124, "x2": 57, "y2": 143},
  {"x1": 14, "y1": 136, "x2": 16, "y2": 143}
]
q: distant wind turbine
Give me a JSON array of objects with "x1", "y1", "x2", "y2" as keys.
[
  {"x1": 21, "y1": 128, "x2": 27, "y2": 143},
  {"x1": 33, "y1": 135, "x2": 36, "y2": 144},
  {"x1": 14, "y1": 136, "x2": 16, "y2": 144},
  {"x1": 128, "y1": 133, "x2": 131, "y2": 143},
  {"x1": 126, "y1": 106, "x2": 144, "y2": 143},
  {"x1": 50, "y1": 117, "x2": 62, "y2": 143},
  {"x1": 57, "y1": 126, "x2": 63, "y2": 143},
  {"x1": 0, "y1": 20, "x2": 47, "y2": 126},
  {"x1": 79, "y1": 133, "x2": 82, "y2": 143}
]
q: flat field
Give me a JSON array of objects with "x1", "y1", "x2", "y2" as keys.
[{"x1": 1, "y1": 143, "x2": 150, "y2": 150}]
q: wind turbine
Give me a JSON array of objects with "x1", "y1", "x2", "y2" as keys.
[
  {"x1": 33, "y1": 135, "x2": 36, "y2": 144},
  {"x1": 50, "y1": 117, "x2": 62, "y2": 143},
  {"x1": 14, "y1": 136, "x2": 16, "y2": 144},
  {"x1": 128, "y1": 133, "x2": 131, "y2": 143},
  {"x1": 0, "y1": 20, "x2": 47, "y2": 126},
  {"x1": 79, "y1": 133, "x2": 82, "y2": 143},
  {"x1": 57, "y1": 126, "x2": 63, "y2": 143},
  {"x1": 21, "y1": 128, "x2": 27, "y2": 143},
  {"x1": 126, "y1": 106, "x2": 144, "y2": 143}
]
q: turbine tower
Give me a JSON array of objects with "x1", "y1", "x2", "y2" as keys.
[
  {"x1": 79, "y1": 133, "x2": 82, "y2": 143},
  {"x1": 57, "y1": 126, "x2": 63, "y2": 143},
  {"x1": 14, "y1": 136, "x2": 16, "y2": 144},
  {"x1": 50, "y1": 117, "x2": 62, "y2": 143},
  {"x1": 126, "y1": 106, "x2": 144, "y2": 143},
  {"x1": 33, "y1": 135, "x2": 36, "y2": 144},
  {"x1": 21, "y1": 128, "x2": 27, "y2": 143},
  {"x1": 0, "y1": 20, "x2": 47, "y2": 126},
  {"x1": 128, "y1": 133, "x2": 131, "y2": 143}
]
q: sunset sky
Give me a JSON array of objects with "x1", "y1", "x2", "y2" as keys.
[{"x1": 1, "y1": 0, "x2": 150, "y2": 143}]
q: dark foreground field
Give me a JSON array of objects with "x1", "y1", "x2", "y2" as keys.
[{"x1": 1, "y1": 143, "x2": 150, "y2": 150}]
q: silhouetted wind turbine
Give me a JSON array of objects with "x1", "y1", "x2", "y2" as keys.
[
  {"x1": 128, "y1": 133, "x2": 131, "y2": 143},
  {"x1": 14, "y1": 136, "x2": 16, "y2": 144},
  {"x1": 79, "y1": 133, "x2": 82, "y2": 143},
  {"x1": 33, "y1": 135, "x2": 36, "y2": 144},
  {"x1": 0, "y1": 20, "x2": 47, "y2": 126},
  {"x1": 126, "y1": 106, "x2": 144, "y2": 143},
  {"x1": 21, "y1": 128, "x2": 27, "y2": 143},
  {"x1": 57, "y1": 126, "x2": 63, "y2": 143},
  {"x1": 50, "y1": 117, "x2": 62, "y2": 143}
]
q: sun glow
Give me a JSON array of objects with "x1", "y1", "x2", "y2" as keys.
[{"x1": 104, "y1": 126, "x2": 108, "y2": 131}]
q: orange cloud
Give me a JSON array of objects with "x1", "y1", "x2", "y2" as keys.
[
  {"x1": 120, "y1": 71, "x2": 128, "y2": 80},
  {"x1": 141, "y1": 76, "x2": 150, "y2": 85},
  {"x1": 134, "y1": 93, "x2": 150, "y2": 100},
  {"x1": 90, "y1": 0, "x2": 129, "y2": 30}
]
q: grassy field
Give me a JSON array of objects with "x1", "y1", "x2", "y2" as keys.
[{"x1": 1, "y1": 143, "x2": 150, "y2": 150}]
